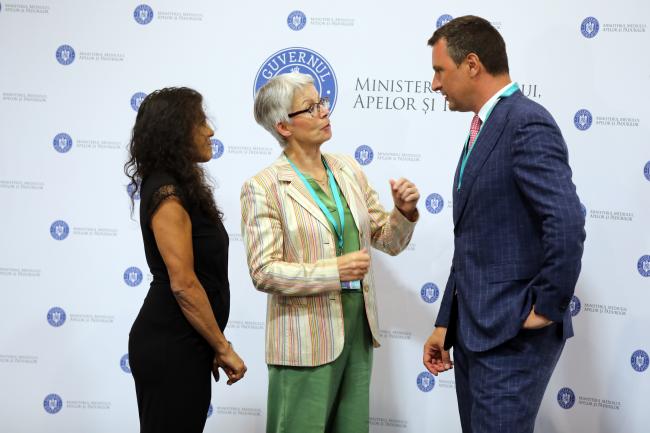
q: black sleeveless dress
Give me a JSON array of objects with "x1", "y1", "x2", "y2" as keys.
[{"x1": 128, "y1": 171, "x2": 230, "y2": 433}]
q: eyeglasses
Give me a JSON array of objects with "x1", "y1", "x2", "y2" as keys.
[{"x1": 288, "y1": 97, "x2": 330, "y2": 118}]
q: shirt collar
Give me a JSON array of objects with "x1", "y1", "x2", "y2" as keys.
[{"x1": 477, "y1": 81, "x2": 513, "y2": 122}]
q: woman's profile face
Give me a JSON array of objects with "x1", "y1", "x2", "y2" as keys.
[
  {"x1": 192, "y1": 117, "x2": 215, "y2": 162},
  {"x1": 285, "y1": 84, "x2": 331, "y2": 147}
]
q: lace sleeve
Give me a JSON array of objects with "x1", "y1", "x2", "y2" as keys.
[{"x1": 147, "y1": 184, "x2": 185, "y2": 223}]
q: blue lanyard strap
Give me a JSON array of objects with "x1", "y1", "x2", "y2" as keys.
[
  {"x1": 286, "y1": 155, "x2": 346, "y2": 254},
  {"x1": 457, "y1": 82, "x2": 519, "y2": 191}
]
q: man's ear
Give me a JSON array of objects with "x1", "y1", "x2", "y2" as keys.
[
  {"x1": 465, "y1": 53, "x2": 481, "y2": 78},
  {"x1": 275, "y1": 121, "x2": 292, "y2": 139}
]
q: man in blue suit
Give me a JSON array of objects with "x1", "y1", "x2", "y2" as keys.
[{"x1": 422, "y1": 16, "x2": 586, "y2": 433}]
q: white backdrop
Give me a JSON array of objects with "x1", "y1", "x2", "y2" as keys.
[{"x1": 1, "y1": 1, "x2": 649, "y2": 432}]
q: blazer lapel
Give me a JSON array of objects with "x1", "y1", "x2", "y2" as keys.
[
  {"x1": 453, "y1": 96, "x2": 516, "y2": 226},
  {"x1": 323, "y1": 154, "x2": 363, "y2": 232},
  {"x1": 277, "y1": 156, "x2": 333, "y2": 233}
]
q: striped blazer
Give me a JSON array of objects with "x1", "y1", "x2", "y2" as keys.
[{"x1": 240, "y1": 152, "x2": 416, "y2": 367}]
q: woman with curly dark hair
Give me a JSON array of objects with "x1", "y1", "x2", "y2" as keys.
[{"x1": 125, "y1": 87, "x2": 246, "y2": 433}]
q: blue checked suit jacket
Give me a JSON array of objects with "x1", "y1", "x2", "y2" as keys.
[{"x1": 436, "y1": 90, "x2": 586, "y2": 352}]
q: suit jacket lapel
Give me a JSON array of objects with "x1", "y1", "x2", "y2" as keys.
[
  {"x1": 453, "y1": 95, "x2": 516, "y2": 226},
  {"x1": 277, "y1": 156, "x2": 333, "y2": 234}
]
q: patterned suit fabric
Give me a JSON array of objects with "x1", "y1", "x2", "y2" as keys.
[{"x1": 436, "y1": 90, "x2": 586, "y2": 352}]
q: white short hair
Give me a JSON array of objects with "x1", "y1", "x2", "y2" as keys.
[{"x1": 254, "y1": 72, "x2": 314, "y2": 147}]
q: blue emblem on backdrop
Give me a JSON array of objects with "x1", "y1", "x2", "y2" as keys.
[
  {"x1": 425, "y1": 193, "x2": 444, "y2": 214},
  {"x1": 644, "y1": 162, "x2": 650, "y2": 181},
  {"x1": 557, "y1": 387, "x2": 575, "y2": 409},
  {"x1": 131, "y1": 92, "x2": 147, "y2": 112},
  {"x1": 580, "y1": 203, "x2": 587, "y2": 219},
  {"x1": 50, "y1": 220, "x2": 69, "y2": 241},
  {"x1": 254, "y1": 47, "x2": 338, "y2": 114},
  {"x1": 631, "y1": 350, "x2": 649, "y2": 372},
  {"x1": 581, "y1": 17, "x2": 600, "y2": 38},
  {"x1": 120, "y1": 354, "x2": 131, "y2": 373},
  {"x1": 207, "y1": 403, "x2": 213, "y2": 418},
  {"x1": 124, "y1": 266, "x2": 143, "y2": 287},
  {"x1": 638, "y1": 255, "x2": 650, "y2": 277},
  {"x1": 416, "y1": 371, "x2": 435, "y2": 392},
  {"x1": 354, "y1": 145, "x2": 374, "y2": 166},
  {"x1": 43, "y1": 393, "x2": 63, "y2": 414},
  {"x1": 47, "y1": 307, "x2": 66, "y2": 327},
  {"x1": 127, "y1": 181, "x2": 141, "y2": 200},
  {"x1": 211, "y1": 138, "x2": 224, "y2": 160},
  {"x1": 133, "y1": 4, "x2": 153, "y2": 25},
  {"x1": 569, "y1": 295, "x2": 581, "y2": 317},
  {"x1": 574, "y1": 109, "x2": 592, "y2": 131},
  {"x1": 53, "y1": 133, "x2": 73, "y2": 153},
  {"x1": 287, "y1": 10, "x2": 307, "y2": 31},
  {"x1": 436, "y1": 14, "x2": 453, "y2": 28},
  {"x1": 420, "y1": 282, "x2": 439, "y2": 304},
  {"x1": 55, "y1": 44, "x2": 75, "y2": 65}
]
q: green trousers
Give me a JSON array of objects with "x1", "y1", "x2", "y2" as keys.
[{"x1": 267, "y1": 291, "x2": 373, "y2": 433}]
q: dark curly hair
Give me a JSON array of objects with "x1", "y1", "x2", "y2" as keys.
[{"x1": 124, "y1": 87, "x2": 222, "y2": 222}]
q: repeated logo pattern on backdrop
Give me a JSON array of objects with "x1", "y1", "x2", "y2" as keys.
[
  {"x1": 574, "y1": 109, "x2": 593, "y2": 130},
  {"x1": 354, "y1": 145, "x2": 374, "y2": 165},
  {"x1": 581, "y1": 17, "x2": 600, "y2": 38},
  {"x1": 133, "y1": 4, "x2": 153, "y2": 25},
  {"x1": 53, "y1": 133, "x2": 73, "y2": 153},
  {"x1": 43, "y1": 394, "x2": 63, "y2": 414},
  {"x1": 123, "y1": 267, "x2": 143, "y2": 287},
  {"x1": 56, "y1": 45, "x2": 75, "y2": 65},
  {"x1": 557, "y1": 387, "x2": 576, "y2": 409},
  {"x1": 287, "y1": 10, "x2": 306, "y2": 31},
  {"x1": 1, "y1": 3, "x2": 648, "y2": 433},
  {"x1": 425, "y1": 193, "x2": 444, "y2": 214}
]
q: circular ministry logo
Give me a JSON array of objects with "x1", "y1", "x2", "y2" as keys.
[
  {"x1": 638, "y1": 255, "x2": 650, "y2": 277},
  {"x1": 581, "y1": 17, "x2": 600, "y2": 38},
  {"x1": 420, "y1": 282, "x2": 439, "y2": 304},
  {"x1": 55, "y1": 44, "x2": 75, "y2": 65},
  {"x1": 644, "y1": 161, "x2": 650, "y2": 181},
  {"x1": 124, "y1": 266, "x2": 143, "y2": 287},
  {"x1": 425, "y1": 193, "x2": 444, "y2": 214},
  {"x1": 287, "y1": 10, "x2": 306, "y2": 31},
  {"x1": 557, "y1": 387, "x2": 575, "y2": 409},
  {"x1": 53, "y1": 133, "x2": 73, "y2": 153},
  {"x1": 207, "y1": 403, "x2": 213, "y2": 418},
  {"x1": 127, "y1": 181, "x2": 140, "y2": 200},
  {"x1": 50, "y1": 220, "x2": 69, "y2": 241},
  {"x1": 43, "y1": 393, "x2": 63, "y2": 414},
  {"x1": 254, "y1": 47, "x2": 338, "y2": 114},
  {"x1": 354, "y1": 145, "x2": 374, "y2": 166},
  {"x1": 133, "y1": 4, "x2": 153, "y2": 25},
  {"x1": 47, "y1": 307, "x2": 66, "y2": 327},
  {"x1": 211, "y1": 138, "x2": 224, "y2": 160},
  {"x1": 416, "y1": 371, "x2": 435, "y2": 392},
  {"x1": 580, "y1": 203, "x2": 587, "y2": 219},
  {"x1": 131, "y1": 92, "x2": 147, "y2": 112},
  {"x1": 631, "y1": 350, "x2": 649, "y2": 372},
  {"x1": 120, "y1": 354, "x2": 131, "y2": 373},
  {"x1": 574, "y1": 109, "x2": 592, "y2": 131},
  {"x1": 436, "y1": 14, "x2": 453, "y2": 28},
  {"x1": 569, "y1": 295, "x2": 581, "y2": 317}
]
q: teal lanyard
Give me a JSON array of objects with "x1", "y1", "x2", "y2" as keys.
[
  {"x1": 457, "y1": 82, "x2": 519, "y2": 191},
  {"x1": 286, "y1": 155, "x2": 346, "y2": 255}
]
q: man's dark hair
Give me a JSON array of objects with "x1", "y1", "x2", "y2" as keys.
[{"x1": 428, "y1": 15, "x2": 509, "y2": 75}]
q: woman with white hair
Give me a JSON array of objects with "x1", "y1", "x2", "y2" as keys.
[{"x1": 241, "y1": 72, "x2": 420, "y2": 433}]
